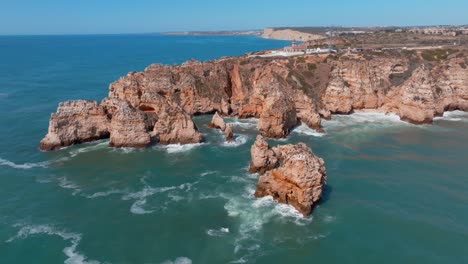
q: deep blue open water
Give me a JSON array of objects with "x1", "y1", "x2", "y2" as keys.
[{"x1": 0, "y1": 34, "x2": 467, "y2": 264}]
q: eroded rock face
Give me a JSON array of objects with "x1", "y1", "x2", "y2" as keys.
[
  {"x1": 224, "y1": 124, "x2": 234, "y2": 142},
  {"x1": 251, "y1": 138, "x2": 327, "y2": 217},
  {"x1": 209, "y1": 112, "x2": 226, "y2": 131},
  {"x1": 257, "y1": 94, "x2": 297, "y2": 138},
  {"x1": 40, "y1": 100, "x2": 110, "y2": 150},
  {"x1": 109, "y1": 102, "x2": 151, "y2": 148},
  {"x1": 153, "y1": 111, "x2": 202, "y2": 144},
  {"x1": 249, "y1": 135, "x2": 278, "y2": 174},
  {"x1": 41, "y1": 51, "x2": 468, "y2": 150}
]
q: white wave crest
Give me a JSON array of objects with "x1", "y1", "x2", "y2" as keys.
[
  {"x1": 69, "y1": 141, "x2": 109, "y2": 158},
  {"x1": 7, "y1": 224, "x2": 100, "y2": 264},
  {"x1": 293, "y1": 124, "x2": 326, "y2": 137},
  {"x1": 206, "y1": 227, "x2": 230, "y2": 237},
  {"x1": 158, "y1": 143, "x2": 204, "y2": 154},
  {"x1": 0, "y1": 157, "x2": 48, "y2": 170},
  {"x1": 434, "y1": 110, "x2": 468, "y2": 122},
  {"x1": 231, "y1": 118, "x2": 259, "y2": 129},
  {"x1": 221, "y1": 135, "x2": 248, "y2": 147},
  {"x1": 323, "y1": 111, "x2": 405, "y2": 130},
  {"x1": 161, "y1": 257, "x2": 192, "y2": 264}
]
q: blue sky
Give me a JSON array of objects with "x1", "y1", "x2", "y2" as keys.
[{"x1": 0, "y1": 0, "x2": 467, "y2": 35}]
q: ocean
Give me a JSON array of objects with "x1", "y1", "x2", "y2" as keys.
[{"x1": 0, "y1": 34, "x2": 467, "y2": 264}]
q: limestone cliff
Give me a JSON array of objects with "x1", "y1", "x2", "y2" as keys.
[{"x1": 40, "y1": 49, "x2": 468, "y2": 150}]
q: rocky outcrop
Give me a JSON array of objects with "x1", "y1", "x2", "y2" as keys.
[
  {"x1": 209, "y1": 112, "x2": 226, "y2": 130},
  {"x1": 40, "y1": 100, "x2": 110, "y2": 150},
  {"x1": 322, "y1": 54, "x2": 468, "y2": 124},
  {"x1": 209, "y1": 112, "x2": 235, "y2": 142},
  {"x1": 250, "y1": 136, "x2": 327, "y2": 216},
  {"x1": 249, "y1": 135, "x2": 278, "y2": 174},
  {"x1": 41, "y1": 49, "x2": 468, "y2": 150},
  {"x1": 224, "y1": 124, "x2": 234, "y2": 142},
  {"x1": 152, "y1": 111, "x2": 202, "y2": 144},
  {"x1": 257, "y1": 93, "x2": 297, "y2": 138}
]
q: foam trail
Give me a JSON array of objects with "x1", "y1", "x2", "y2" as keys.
[
  {"x1": 58, "y1": 177, "x2": 81, "y2": 196},
  {"x1": 222, "y1": 135, "x2": 248, "y2": 147},
  {"x1": 0, "y1": 157, "x2": 48, "y2": 170},
  {"x1": 293, "y1": 124, "x2": 325, "y2": 137},
  {"x1": 83, "y1": 189, "x2": 125, "y2": 199},
  {"x1": 123, "y1": 182, "x2": 198, "y2": 215},
  {"x1": 158, "y1": 143, "x2": 204, "y2": 154},
  {"x1": 69, "y1": 141, "x2": 109, "y2": 158},
  {"x1": 434, "y1": 110, "x2": 468, "y2": 122},
  {"x1": 231, "y1": 118, "x2": 259, "y2": 129},
  {"x1": 206, "y1": 227, "x2": 230, "y2": 237},
  {"x1": 161, "y1": 257, "x2": 192, "y2": 264},
  {"x1": 7, "y1": 224, "x2": 100, "y2": 264}
]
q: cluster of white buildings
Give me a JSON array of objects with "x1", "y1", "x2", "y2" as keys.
[{"x1": 408, "y1": 26, "x2": 468, "y2": 36}]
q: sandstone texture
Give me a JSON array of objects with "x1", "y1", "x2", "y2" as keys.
[
  {"x1": 40, "y1": 100, "x2": 110, "y2": 150},
  {"x1": 209, "y1": 112, "x2": 235, "y2": 142},
  {"x1": 224, "y1": 123, "x2": 234, "y2": 142},
  {"x1": 250, "y1": 135, "x2": 327, "y2": 216},
  {"x1": 209, "y1": 112, "x2": 226, "y2": 130},
  {"x1": 41, "y1": 50, "x2": 468, "y2": 150}
]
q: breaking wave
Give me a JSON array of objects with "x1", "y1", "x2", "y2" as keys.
[
  {"x1": 323, "y1": 111, "x2": 406, "y2": 131},
  {"x1": 293, "y1": 124, "x2": 326, "y2": 137},
  {"x1": 434, "y1": 110, "x2": 468, "y2": 122},
  {"x1": 157, "y1": 143, "x2": 204, "y2": 154},
  {"x1": 7, "y1": 224, "x2": 100, "y2": 264},
  {"x1": 230, "y1": 118, "x2": 258, "y2": 129},
  {"x1": 0, "y1": 157, "x2": 48, "y2": 170}
]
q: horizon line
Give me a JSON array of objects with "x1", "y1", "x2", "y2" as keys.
[{"x1": 1, "y1": 23, "x2": 467, "y2": 37}]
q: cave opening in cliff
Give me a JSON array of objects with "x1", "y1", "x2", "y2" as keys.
[{"x1": 139, "y1": 105, "x2": 155, "y2": 112}]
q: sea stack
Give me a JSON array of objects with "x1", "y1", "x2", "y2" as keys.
[
  {"x1": 250, "y1": 135, "x2": 327, "y2": 217},
  {"x1": 209, "y1": 112, "x2": 235, "y2": 142}
]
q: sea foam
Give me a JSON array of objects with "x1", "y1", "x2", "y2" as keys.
[
  {"x1": 158, "y1": 143, "x2": 204, "y2": 154},
  {"x1": 7, "y1": 224, "x2": 100, "y2": 264},
  {"x1": 161, "y1": 257, "x2": 192, "y2": 264},
  {"x1": 0, "y1": 157, "x2": 48, "y2": 170},
  {"x1": 434, "y1": 110, "x2": 468, "y2": 122},
  {"x1": 221, "y1": 135, "x2": 248, "y2": 147},
  {"x1": 206, "y1": 227, "x2": 230, "y2": 237},
  {"x1": 293, "y1": 124, "x2": 326, "y2": 137}
]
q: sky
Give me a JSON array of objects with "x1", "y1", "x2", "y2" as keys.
[{"x1": 0, "y1": 0, "x2": 467, "y2": 35}]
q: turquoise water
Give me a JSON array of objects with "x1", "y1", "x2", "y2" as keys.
[{"x1": 0, "y1": 35, "x2": 467, "y2": 264}]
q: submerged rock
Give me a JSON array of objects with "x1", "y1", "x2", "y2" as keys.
[
  {"x1": 40, "y1": 100, "x2": 110, "y2": 150},
  {"x1": 250, "y1": 136, "x2": 327, "y2": 217}
]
